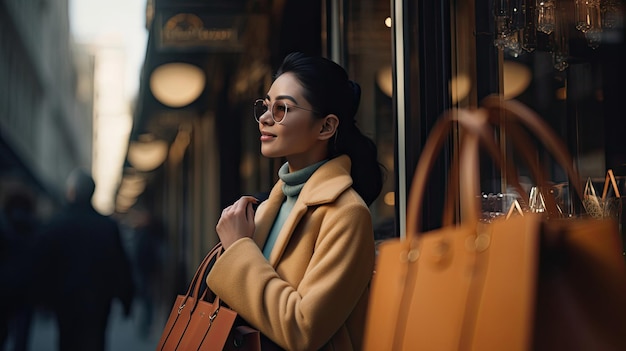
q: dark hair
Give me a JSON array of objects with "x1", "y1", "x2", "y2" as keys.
[{"x1": 275, "y1": 52, "x2": 384, "y2": 205}]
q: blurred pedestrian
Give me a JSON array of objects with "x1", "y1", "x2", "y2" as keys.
[
  {"x1": 129, "y1": 207, "x2": 164, "y2": 338},
  {"x1": 35, "y1": 168, "x2": 134, "y2": 351},
  {"x1": 0, "y1": 190, "x2": 38, "y2": 351}
]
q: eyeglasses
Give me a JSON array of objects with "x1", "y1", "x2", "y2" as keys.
[{"x1": 254, "y1": 99, "x2": 318, "y2": 124}]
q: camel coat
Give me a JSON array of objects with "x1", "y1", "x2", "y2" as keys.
[{"x1": 207, "y1": 155, "x2": 375, "y2": 350}]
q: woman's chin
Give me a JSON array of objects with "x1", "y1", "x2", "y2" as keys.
[{"x1": 260, "y1": 148, "x2": 280, "y2": 159}]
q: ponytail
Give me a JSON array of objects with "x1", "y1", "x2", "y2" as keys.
[
  {"x1": 335, "y1": 130, "x2": 384, "y2": 206},
  {"x1": 329, "y1": 82, "x2": 384, "y2": 206}
]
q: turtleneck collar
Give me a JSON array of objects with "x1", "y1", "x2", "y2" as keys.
[{"x1": 278, "y1": 159, "x2": 328, "y2": 198}]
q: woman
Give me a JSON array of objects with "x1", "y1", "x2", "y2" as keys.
[{"x1": 207, "y1": 52, "x2": 384, "y2": 350}]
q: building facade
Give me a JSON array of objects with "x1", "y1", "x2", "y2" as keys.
[
  {"x1": 122, "y1": 0, "x2": 626, "y2": 294},
  {"x1": 1, "y1": 0, "x2": 624, "y2": 311},
  {"x1": 0, "y1": 0, "x2": 92, "y2": 214}
]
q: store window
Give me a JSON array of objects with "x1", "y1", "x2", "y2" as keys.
[
  {"x1": 451, "y1": 0, "x2": 626, "y2": 216},
  {"x1": 345, "y1": 0, "x2": 396, "y2": 240}
]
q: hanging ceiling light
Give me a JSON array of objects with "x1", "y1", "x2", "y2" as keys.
[
  {"x1": 493, "y1": 0, "x2": 624, "y2": 70},
  {"x1": 127, "y1": 134, "x2": 169, "y2": 171},
  {"x1": 149, "y1": 62, "x2": 206, "y2": 108}
]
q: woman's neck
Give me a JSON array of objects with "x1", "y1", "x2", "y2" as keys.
[
  {"x1": 286, "y1": 154, "x2": 329, "y2": 172},
  {"x1": 285, "y1": 142, "x2": 329, "y2": 171}
]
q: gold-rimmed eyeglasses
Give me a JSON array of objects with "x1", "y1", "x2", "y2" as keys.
[{"x1": 254, "y1": 99, "x2": 318, "y2": 124}]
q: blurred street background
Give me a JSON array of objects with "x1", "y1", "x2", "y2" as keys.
[
  {"x1": 1, "y1": 0, "x2": 398, "y2": 349},
  {"x1": 3, "y1": 0, "x2": 626, "y2": 349},
  {"x1": 26, "y1": 301, "x2": 164, "y2": 351},
  {"x1": 0, "y1": 0, "x2": 396, "y2": 258}
]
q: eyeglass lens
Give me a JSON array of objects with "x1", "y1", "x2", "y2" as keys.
[{"x1": 254, "y1": 100, "x2": 287, "y2": 123}]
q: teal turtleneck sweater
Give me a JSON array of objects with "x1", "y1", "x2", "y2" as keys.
[{"x1": 262, "y1": 159, "x2": 328, "y2": 259}]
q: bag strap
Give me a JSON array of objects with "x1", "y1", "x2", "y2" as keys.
[
  {"x1": 478, "y1": 102, "x2": 563, "y2": 216},
  {"x1": 199, "y1": 288, "x2": 223, "y2": 318},
  {"x1": 442, "y1": 109, "x2": 540, "y2": 226},
  {"x1": 459, "y1": 97, "x2": 580, "y2": 219},
  {"x1": 408, "y1": 96, "x2": 583, "y2": 239},
  {"x1": 441, "y1": 111, "x2": 530, "y2": 226},
  {"x1": 407, "y1": 108, "x2": 505, "y2": 236},
  {"x1": 183, "y1": 242, "x2": 224, "y2": 308},
  {"x1": 481, "y1": 95, "x2": 583, "y2": 200}
]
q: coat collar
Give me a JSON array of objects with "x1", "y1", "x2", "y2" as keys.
[{"x1": 253, "y1": 155, "x2": 353, "y2": 264}]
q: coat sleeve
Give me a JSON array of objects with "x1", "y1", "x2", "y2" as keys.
[{"x1": 206, "y1": 199, "x2": 375, "y2": 350}]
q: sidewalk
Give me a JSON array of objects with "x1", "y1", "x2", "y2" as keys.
[{"x1": 26, "y1": 300, "x2": 165, "y2": 351}]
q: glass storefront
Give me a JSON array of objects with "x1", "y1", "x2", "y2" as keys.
[
  {"x1": 135, "y1": 0, "x2": 625, "y2": 286},
  {"x1": 344, "y1": 0, "x2": 395, "y2": 238}
]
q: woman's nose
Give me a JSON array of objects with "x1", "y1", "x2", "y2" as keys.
[{"x1": 258, "y1": 109, "x2": 273, "y2": 124}]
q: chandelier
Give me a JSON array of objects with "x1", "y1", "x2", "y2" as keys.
[{"x1": 493, "y1": 0, "x2": 624, "y2": 71}]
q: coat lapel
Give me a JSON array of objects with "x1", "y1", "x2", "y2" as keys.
[
  {"x1": 253, "y1": 155, "x2": 354, "y2": 266},
  {"x1": 266, "y1": 200, "x2": 309, "y2": 265},
  {"x1": 253, "y1": 184, "x2": 284, "y2": 249}
]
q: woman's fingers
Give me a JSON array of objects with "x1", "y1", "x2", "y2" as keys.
[
  {"x1": 215, "y1": 196, "x2": 260, "y2": 249},
  {"x1": 246, "y1": 200, "x2": 255, "y2": 222}
]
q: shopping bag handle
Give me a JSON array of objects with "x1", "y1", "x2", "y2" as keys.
[
  {"x1": 407, "y1": 108, "x2": 510, "y2": 236},
  {"x1": 441, "y1": 110, "x2": 548, "y2": 226},
  {"x1": 407, "y1": 96, "x2": 583, "y2": 238},
  {"x1": 179, "y1": 242, "x2": 224, "y2": 312},
  {"x1": 481, "y1": 95, "x2": 583, "y2": 200}
]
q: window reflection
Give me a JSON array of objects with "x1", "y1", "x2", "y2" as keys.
[{"x1": 346, "y1": 0, "x2": 395, "y2": 236}]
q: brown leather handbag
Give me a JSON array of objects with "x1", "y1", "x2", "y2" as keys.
[
  {"x1": 157, "y1": 243, "x2": 261, "y2": 351},
  {"x1": 363, "y1": 96, "x2": 626, "y2": 350}
]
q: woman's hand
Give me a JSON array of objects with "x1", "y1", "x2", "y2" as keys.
[{"x1": 216, "y1": 196, "x2": 259, "y2": 249}]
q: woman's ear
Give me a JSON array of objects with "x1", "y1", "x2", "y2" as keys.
[{"x1": 319, "y1": 115, "x2": 339, "y2": 141}]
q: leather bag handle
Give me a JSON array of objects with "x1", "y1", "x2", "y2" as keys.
[
  {"x1": 407, "y1": 96, "x2": 583, "y2": 239},
  {"x1": 443, "y1": 111, "x2": 561, "y2": 223},
  {"x1": 182, "y1": 243, "x2": 224, "y2": 310},
  {"x1": 440, "y1": 106, "x2": 558, "y2": 226},
  {"x1": 407, "y1": 108, "x2": 507, "y2": 236},
  {"x1": 449, "y1": 96, "x2": 584, "y2": 219},
  {"x1": 481, "y1": 95, "x2": 583, "y2": 199},
  {"x1": 441, "y1": 113, "x2": 531, "y2": 226}
]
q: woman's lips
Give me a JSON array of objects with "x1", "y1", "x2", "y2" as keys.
[{"x1": 260, "y1": 131, "x2": 276, "y2": 142}]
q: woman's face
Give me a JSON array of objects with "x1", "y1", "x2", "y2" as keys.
[{"x1": 258, "y1": 72, "x2": 329, "y2": 170}]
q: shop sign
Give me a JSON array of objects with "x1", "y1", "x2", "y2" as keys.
[{"x1": 156, "y1": 11, "x2": 244, "y2": 52}]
